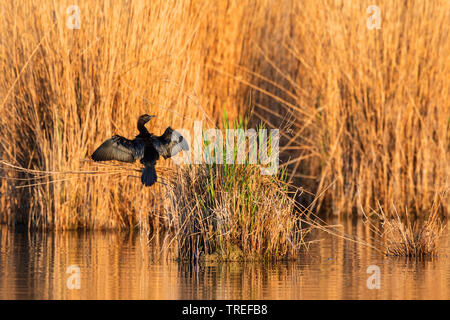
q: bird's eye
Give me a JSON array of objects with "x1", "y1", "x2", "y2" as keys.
[{"x1": 179, "y1": 136, "x2": 183, "y2": 142}]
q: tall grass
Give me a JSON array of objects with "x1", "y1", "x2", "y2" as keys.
[
  {"x1": 0, "y1": 0, "x2": 276, "y2": 229},
  {"x1": 248, "y1": 0, "x2": 450, "y2": 216},
  {"x1": 0, "y1": 0, "x2": 448, "y2": 230}
]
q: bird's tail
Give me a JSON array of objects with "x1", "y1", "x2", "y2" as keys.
[{"x1": 141, "y1": 165, "x2": 157, "y2": 187}]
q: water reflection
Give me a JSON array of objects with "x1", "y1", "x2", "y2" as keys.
[{"x1": 0, "y1": 219, "x2": 448, "y2": 299}]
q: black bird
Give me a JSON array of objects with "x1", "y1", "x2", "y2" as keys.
[{"x1": 91, "y1": 114, "x2": 189, "y2": 187}]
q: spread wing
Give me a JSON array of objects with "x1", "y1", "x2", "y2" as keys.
[
  {"x1": 153, "y1": 128, "x2": 189, "y2": 159},
  {"x1": 91, "y1": 135, "x2": 145, "y2": 163}
]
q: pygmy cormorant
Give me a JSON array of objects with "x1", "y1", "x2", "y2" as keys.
[{"x1": 91, "y1": 114, "x2": 189, "y2": 187}]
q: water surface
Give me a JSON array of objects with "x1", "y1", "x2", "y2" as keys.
[{"x1": 0, "y1": 219, "x2": 448, "y2": 299}]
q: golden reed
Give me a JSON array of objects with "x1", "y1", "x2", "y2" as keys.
[{"x1": 0, "y1": 0, "x2": 448, "y2": 230}]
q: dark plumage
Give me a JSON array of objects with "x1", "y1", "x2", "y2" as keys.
[{"x1": 91, "y1": 114, "x2": 189, "y2": 187}]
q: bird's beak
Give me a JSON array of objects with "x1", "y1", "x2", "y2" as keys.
[{"x1": 181, "y1": 140, "x2": 189, "y2": 151}]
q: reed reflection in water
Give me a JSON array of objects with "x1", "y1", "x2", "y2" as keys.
[{"x1": 0, "y1": 219, "x2": 449, "y2": 300}]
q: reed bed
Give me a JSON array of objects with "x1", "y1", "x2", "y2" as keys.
[
  {"x1": 244, "y1": 0, "x2": 450, "y2": 217},
  {"x1": 0, "y1": 0, "x2": 449, "y2": 231},
  {"x1": 0, "y1": 0, "x2": 273, "y2": 230}
]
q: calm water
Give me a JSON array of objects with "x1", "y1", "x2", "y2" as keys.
[{"x1": 0, "y1": 219, "x2": 449, "y2": 300}]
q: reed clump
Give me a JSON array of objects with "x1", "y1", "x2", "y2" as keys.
[
  {"x1": 363, "y1": 197, "x2": 447, "y2": 257},
  {"x1": 167, "y1": 121, "x2": 309, "y2": 261},
  {"x1": 169, "y1": 164, "x2": 308, "y2": 261}
]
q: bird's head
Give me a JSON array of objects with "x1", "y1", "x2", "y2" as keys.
[
  {"x1": 139, "y1": 114, "x2": 155, "y2": 123},
  {"x1": 137, "y1": 114, "x2": 155, "y2": 132}
]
